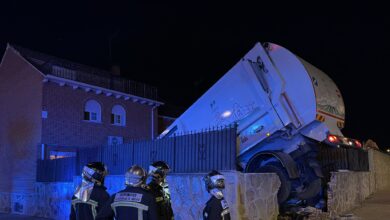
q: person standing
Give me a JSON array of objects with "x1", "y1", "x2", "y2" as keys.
[
  {"x1": 147, "y1": 161, "x2": 174, "y2": 220},
  {"x1": 70, "y1": 162, "x2": 109, "y2": 220},
  {"x1": 203, "y1": 170, "x2": 231, "y2": 220},
  {"x1": 96, "y1": 165, "x2": 158, "y2": 220}
]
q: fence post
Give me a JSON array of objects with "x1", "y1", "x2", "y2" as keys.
[
  {"x1": 131, "y1": 140, "x2": 135, "y2": 166},
  {"x1": 173, "y1": 133, "x2": 176, "y2": 173}
]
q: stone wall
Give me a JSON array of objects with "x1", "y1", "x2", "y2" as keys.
[
  {"x1": 326, "y1": 149, "x2": 390, "y2": 218},
  {"x1": 327, "y1": 171, "x2": 372, "y2": 218},
  {"x1": 0, "y1": 183, "x2": 73, "y2": 220},
  {"x1": 81, "y1": 172, "x2": 281, "y2": 220},
  {"x1": 0, "y1": 172, "x2": 280, "y2": 220},
  {"x1": 2, "y1": 149, "x2": 389, "y2": 219},
  {"x1": 369, "y1": 149, "x2": 390, "y2": 190}
]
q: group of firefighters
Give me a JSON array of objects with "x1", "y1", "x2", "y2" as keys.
[{"x1": 70, "y1": 161, "x2": 231, "y2": 220}]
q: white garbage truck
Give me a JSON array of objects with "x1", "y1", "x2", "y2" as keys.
[{"x1": 159, "y1": 42, "x2": 362, "y2": 207}]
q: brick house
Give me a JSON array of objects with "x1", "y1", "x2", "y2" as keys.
[{"x1": 0, "y1": 44, "x2": 162, "y2": 194}]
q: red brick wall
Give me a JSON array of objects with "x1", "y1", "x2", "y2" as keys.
[
  {"x1": 41, "y1": 82, "x2": 156, "y2": 148},
  {"x1": 0, "y1": 46, "x2": 43, "y2": 193}
]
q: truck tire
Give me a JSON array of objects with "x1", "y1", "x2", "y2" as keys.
[{"x1": 255, "y1": 162, "x2": 291, "y2": 203}]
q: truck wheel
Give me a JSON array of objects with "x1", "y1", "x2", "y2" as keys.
[{"x1": 255, "y1": 162, "x2": 291, "y2": 203}]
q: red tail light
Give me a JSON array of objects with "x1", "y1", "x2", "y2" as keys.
[
  {"x1": 328, "y1": 135, "x2": 338, "y2": 143},
  {"x1": 355, "y1": 140, "x2": 362, "y2": 148}
]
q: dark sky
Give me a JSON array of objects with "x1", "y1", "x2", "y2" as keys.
[{"x1": 1, "y1": 2, "x2": 389, "y2": 148}]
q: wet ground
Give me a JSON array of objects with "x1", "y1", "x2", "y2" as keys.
[{"x1": 0, "y1": 214, "x2": 51, "y2": 220}]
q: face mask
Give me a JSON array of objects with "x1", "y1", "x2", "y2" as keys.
[
  {"x1": 74, "y1": 181, "x2": 94, "y2": 202},
  {"x1": 210, "y1": 188, "x2": 224, "y2": 199}
]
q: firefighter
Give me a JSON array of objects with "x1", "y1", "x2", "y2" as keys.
[
  {"x1": 95, "y1": 165, "x2": 158, "y2": 220},
  {"x1": 203, "y1": 170, "x2": 231, "y2": 220},
  {"x1": 70, "y1": 162, "x2": 110, "y2": 220},
  {"x1": 147, "y1": 161, "x2": 174, "y2": 220}
]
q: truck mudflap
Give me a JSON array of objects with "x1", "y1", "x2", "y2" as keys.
[{"x1": 245, "y1": 151, "x2": 300, "y2": 179}]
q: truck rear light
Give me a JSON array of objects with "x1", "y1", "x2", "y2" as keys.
[
  {"x1": 328, "y1": 135, "x2": 338, "y2": 143},
  {"x1": 355, "y1": 140, "x2": 362, "y2": 148}
]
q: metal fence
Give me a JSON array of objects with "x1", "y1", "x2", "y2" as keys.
[
  {"x1": 37, "y1": 126, "x2": 237, "y2": 182},
  {"x1": 36, "y1": 126, "x2": 370, "y2": 183},
  {"x1": 49, "y1": 67, "x2": 158, "y2": 100},
  {"x1": 14, "y1": 45, "x2": 159, "y2": 100},
  {"x1": 37, "y1": 157, "x2": 77, "y2": 182},
  {"x1": 318, "y1": 145, "x2": 369, "y2": 181}
]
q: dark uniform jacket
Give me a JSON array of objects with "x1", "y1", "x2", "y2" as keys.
[
  {"x1": 70, "y1": 184, "x2": 110, "y2": 220},
  {"x1": 95, "y1": 186, "x2": 158, "y2": 220},
  {"x1": 148, "y1": 182, "x2": 174, "y2": 220},
  {"x1": 203, "y1": 195, "x2": 231, "y2": 220}
]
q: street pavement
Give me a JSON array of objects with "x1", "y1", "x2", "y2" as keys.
[
  {"x1": 0, "y1": 214, "x2": 51, "y2": 220},
  {"x1": 349, "y1": 189, "x2": 390, "y2": 219}
]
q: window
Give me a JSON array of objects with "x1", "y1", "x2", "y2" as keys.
[
  {"x1": 84, "y1": 100, "x2": 101, "y2": 122},
  {"x1": 111, "y1": 105, "x2": 126, "y2": 126},
  {"x1": 49, "y1": 150, "x2": 77, "y2": 160}
]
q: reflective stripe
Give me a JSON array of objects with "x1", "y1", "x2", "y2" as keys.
[
  {"x1": 316, "y1": 114, "x2": 325, "y2": 122},
  {"x1": 210, "y1": 175, "x2": 225, "y2": 182},
  {"x1": 221, "y1": 209, "x2": 230, "y2": 220},
  {"x1": 111, "y1": 201, "x2": 149, "y2": 220},
  {"x1": 138, "y1": 208, "x2": 143, "y2": 220},
  {"x1": 71, "y1": 198, "x2": 99, "y2": 219}
]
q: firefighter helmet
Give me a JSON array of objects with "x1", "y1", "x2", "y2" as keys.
[{"x1": 203, "y1": 170, "x2": 225, "y2": 192}]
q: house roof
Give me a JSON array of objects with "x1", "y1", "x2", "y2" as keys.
[{"x1": 10, "y1": 44, "x2": 160, "y2": 103}]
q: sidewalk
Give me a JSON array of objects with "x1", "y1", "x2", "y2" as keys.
[
  {"x1": 349, "y1": 189, "x2": 390, "y2": 219},
  {"x1": 0, "y1": 214, "x2": 51, "y2": 220}
]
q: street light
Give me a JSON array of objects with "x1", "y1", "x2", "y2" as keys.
[{"x1": 386, "y1": 149, "x2": 390, "y2": 153}]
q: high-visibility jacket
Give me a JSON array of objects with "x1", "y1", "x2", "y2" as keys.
[
  {"x1": 70, "y1": 184, "x2": 110, "y2": 220},
  {"x1": 96, "y1": 186, "x2": 158, "y2": 220}
]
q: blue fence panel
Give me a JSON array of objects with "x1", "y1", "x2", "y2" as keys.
[
  {"x1": 77, "y1": 147, "x2": 102, "y2": 174},
  {"x1": 101, "y1": 143, "x2": 133, "y2": 175},
  {"x1": 174, "y1": 126, "x2": 237, "y2": 173},
  {"x1": 133, "y1": 140, "x2": 154, "y2": 169},
  {"x1": 37, "y1": 160, "x2": 55, "y2": 182},
  {"x1": 37, "y1": 157, "x2": 76, "y2": 182},
  {"x1": 37, "y1": 126, "x2": 238, "y2": 182},
  {"x1": 154, "y1": 138, "x2": 175, "y2": 173},
  {"x1": 55, "y1": 157, "x2": 77, "y2": 182},
  {"x1": 175, "y1": 133, "x2": 198, "y2": 173}
]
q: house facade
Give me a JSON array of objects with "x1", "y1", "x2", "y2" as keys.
[{"x1": 0, "y1": 44, "x2": 162, "y2": 194}]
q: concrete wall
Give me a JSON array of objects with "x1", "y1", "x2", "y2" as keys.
[
  {"x1": 0, "y1": 45, "x2": 43, "y2": 193},
  {"x1": 0, "y1": 172, "x2": 280, "y2": 220}
]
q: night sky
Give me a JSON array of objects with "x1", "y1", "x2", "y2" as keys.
[{"x1": 1, "y1": 2, "x2": 389, "y2": 148}]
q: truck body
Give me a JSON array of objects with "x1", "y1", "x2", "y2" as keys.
[{"x1": 160, "y1": 42, "x2": 359, "y2": 206}]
